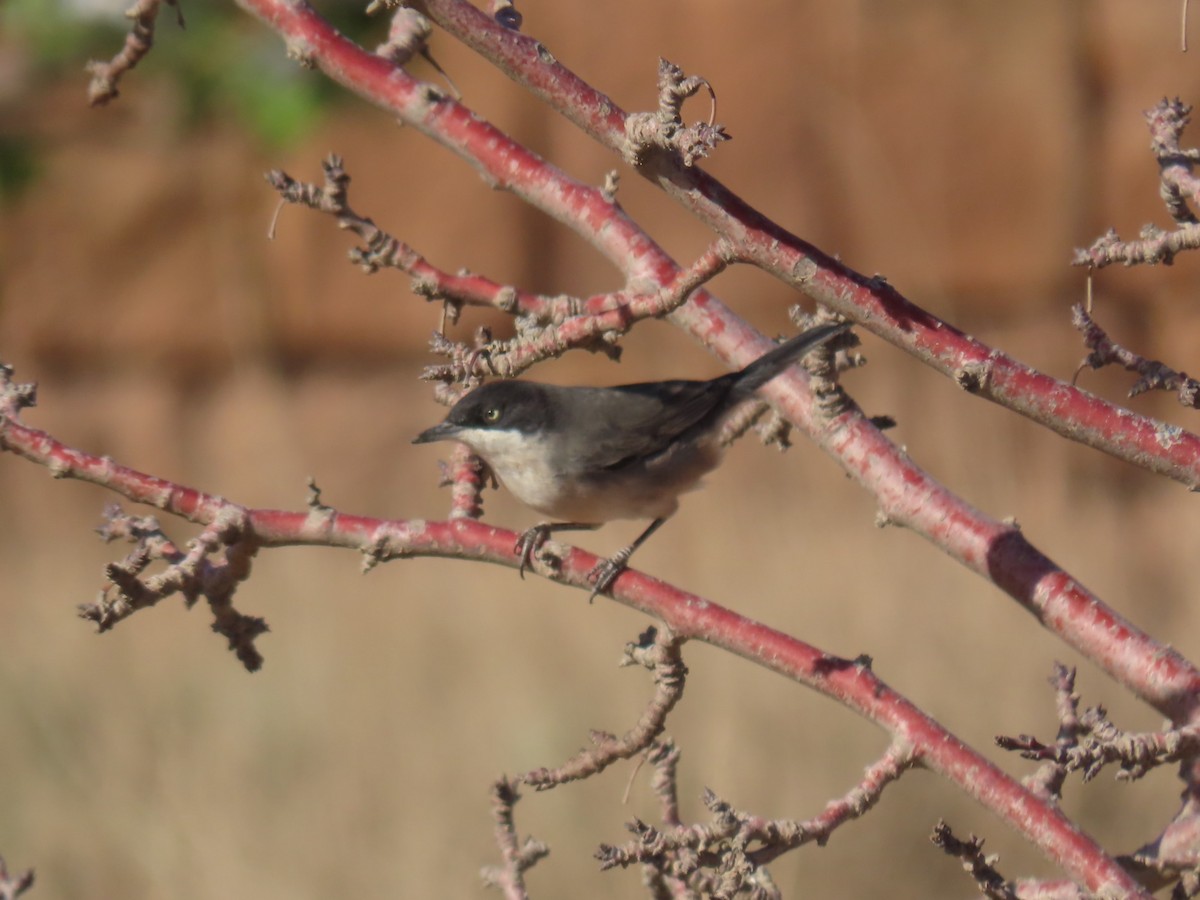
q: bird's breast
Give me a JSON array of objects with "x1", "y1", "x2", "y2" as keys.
[
  {"x1": 461, "y1": 431, "x2": 570, "y2": 515},
  {"x1": 462, "y1": 428, "x2": 725, "y2": 524}
]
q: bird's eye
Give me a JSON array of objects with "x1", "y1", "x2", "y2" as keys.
[{"x1": 482, "y1": 406, "x2": 502, "y2": 423}]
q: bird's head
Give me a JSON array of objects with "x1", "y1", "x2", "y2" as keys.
[{"x1": 413, "y1": 381, "x2": 554, "y2": 450}]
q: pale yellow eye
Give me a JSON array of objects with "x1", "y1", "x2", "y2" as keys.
[{"x1": 482, "y1": 407, "x2": 501, "y2": 423}]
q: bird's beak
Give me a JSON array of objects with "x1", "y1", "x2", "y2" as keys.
[{"x1": 412, "y1": 421, "x2": 462, "y2": 445}]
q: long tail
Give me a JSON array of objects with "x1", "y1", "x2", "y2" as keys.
[{"x1": 731, "y1": 322, "x2": 850, "y2": 395}]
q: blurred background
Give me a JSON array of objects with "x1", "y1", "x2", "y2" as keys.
[{"x1": 2, "y1": 1, "x2": 1200, "y2": 896}]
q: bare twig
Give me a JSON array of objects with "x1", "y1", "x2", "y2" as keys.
[
  {"x1": 86, "y1": 0, "x2": 184, "y2": 106},
  {"x1": 1072, "y1": 304, "x2": 1200, "y2": 409},
  {"x1": 624, "y1": 59, "x2": 730, "y2": 167},
  {"x1": 600, "y1": 742, "x2": 915, "y2": 894},
  {"x1": 646, "y1": 740, "x2": 683, "y2": 827},
  {"x1": 271, "y1": 156, "x2": 740, "y2": 381},
  {"x1": 268, "y1": 156, "x2": 581, "y2": 322},
  {"x1": 480, "y1": 778, "x2": 548, "y2": 899},
  {"x1": 1017, "y1": 664, "x2": 1084, "y2": 802},
  {"x1": 1074, "y1": 99, "x2": 1200, "y2": 268},
  {"x1": 84, "y1": 505, "x2": 268, "y2": 672},
  {"x1": 415, "y1": 238, "x2": 736, "y2": 383},
  {"x1": 931, "y1": 820, "x2": 1019, "y2": 900},
  {"x1": 523, "y1": 626, "x2": 686, "y2": 789},
  {"x1": 999, "y1": 667, "x2": 1200, "y2": 783}
]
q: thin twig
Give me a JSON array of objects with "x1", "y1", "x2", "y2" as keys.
[{"x1": 86, "y1": 0, "x2": 183, "y2": 106}]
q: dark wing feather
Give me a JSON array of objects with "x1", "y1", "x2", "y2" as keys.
[
  {"x1": 551, "y1": 378, "x2": 736, "y2": 471},
  {"x1": 541, "y1": 323, "x2": 849, "y2": 472}
]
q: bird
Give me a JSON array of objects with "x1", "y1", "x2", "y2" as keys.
[{"x1": 413, "y1": 321, "x2": 849, "y2": 598}]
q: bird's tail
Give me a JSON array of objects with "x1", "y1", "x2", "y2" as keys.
[{"x1": 731, "y1": 322, "x2": 850, "y2": 395}]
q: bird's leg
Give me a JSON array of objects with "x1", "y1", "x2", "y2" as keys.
[
  {"x1": 588, "y1": 517, "x2": 667, "y2": 601},
  {"x1": 515, "y1": 522, "x2": 600, "y2": 579}
]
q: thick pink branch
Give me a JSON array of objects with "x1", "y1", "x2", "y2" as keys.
[{"x1": 811, "y1": 405, "x2": 1200, "y2": 724}]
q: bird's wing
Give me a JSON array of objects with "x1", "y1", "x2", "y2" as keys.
[
  {"x1": 542, "y1": 325, "x2": 849, "y2": 474},
  {"x1": 558, "y1": 379, "x2": 735, "y2": 471}
]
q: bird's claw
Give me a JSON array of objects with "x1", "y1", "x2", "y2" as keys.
[
  {"x1": 514, "y1": 525, "x2": 552, "y2": 579},
  {"x1": 514, "y1": 522, "x2": 620, "y2": 597},
  {"x1": 586, "y1": 552, "x2": 631, "y2": 602}
]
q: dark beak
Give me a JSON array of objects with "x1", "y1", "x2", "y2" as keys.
[{"x1": 412, "y1": 421, "x2": 462, "y2": 445}]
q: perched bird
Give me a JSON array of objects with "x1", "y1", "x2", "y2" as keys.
[{"x1": 414, "y1": 322, "x2": 849, "y2": 598}]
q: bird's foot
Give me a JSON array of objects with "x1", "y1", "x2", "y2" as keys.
[
  {"x1": 514, "y1": 522, "x2": 600, "y2": 581},
  {"x1": 586, "y1": 547, "x2": 634, "y2": 602},
  {"x1": 514, "y1": 524, "x2": 553, "y2": 579}
]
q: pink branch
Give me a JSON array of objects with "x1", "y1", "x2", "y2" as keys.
[{"x1": 442, "y1": 443, "x2": 489, "y2": 520}]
